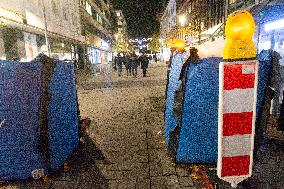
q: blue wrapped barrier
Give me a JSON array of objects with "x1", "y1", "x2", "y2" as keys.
[
  {"x1": 164, "y1": 53, "x2": 184, "y2": 145},
  {"x1": 0, "y1": 61, "x2": 46, "y2": 180},
  {"x1": 48, "y1": 60, "x2": 79, "y2": 171},
  {"x1": 0, "y1": 58, "x2": 79, "y2": 181},
  {"x1": 176, "y1": 57, "x2": 222, "y2": 163},
  {"x1": 164, "y1": 51, "x2": 272, "y2": 163}
]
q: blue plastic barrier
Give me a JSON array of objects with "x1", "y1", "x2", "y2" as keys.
[
  {"x1": 176, "y1": 57, "x2": 222, "y2": 163},
  {"x1": 0, "y1": 61, "x2": 46, "y2": 180},
  {"x1": 164, "y1": 51, "x2": 272, "y2": 163},
  {"x1": 0, "y1": 59, "x2": 79, "y2": 181},
  {"x1": 164, "y1": 53, "x2": 185, "y2": 145},
  {"x1": 48, "y1": 60, "x2": 79, "y2": 171}
]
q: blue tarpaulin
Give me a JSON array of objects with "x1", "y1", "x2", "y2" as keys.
[{"x1": 0, "y1": 59, "x2": 79, "y2": 181}]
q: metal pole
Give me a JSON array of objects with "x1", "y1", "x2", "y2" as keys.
[
  {"x1": 225, "y1": 0, "x2": 229, "y2": 21},
  {"x1": 42, "y1": 0, "x2": 51, "y2": 57}
]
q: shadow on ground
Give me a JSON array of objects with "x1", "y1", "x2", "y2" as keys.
[{"x1": 1, "y1": 134, "x2": 110, "y2": 189}]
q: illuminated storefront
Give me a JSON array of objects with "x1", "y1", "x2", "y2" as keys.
[{"x1": 256, "y1": 2, "x2": 284, "y2": 65}]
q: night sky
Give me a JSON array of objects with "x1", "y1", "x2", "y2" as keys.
[{"x1": 111, "y1": 0, "x2": 168, "y2": 38}]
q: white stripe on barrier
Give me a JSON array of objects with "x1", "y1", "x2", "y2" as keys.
[
  {"x1": 223, "y1": 88, "x2": 254, "y2": 114},
  {"x1": 222, "y1": 134, "x2": 252, "y2": 157}
]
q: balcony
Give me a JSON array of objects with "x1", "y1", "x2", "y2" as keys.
[{"x1": 80, "y1": 6, "x2": 112, "y2": 39}]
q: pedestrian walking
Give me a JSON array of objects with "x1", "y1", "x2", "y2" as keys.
[
  {"x1": 154, "y1": 53, "x2": 158, "y2": 63},
  {"x1": 115, "y1": 53, "x2": 123, "y2": 77},
  {"x1": 139, "y1": 52, "x2": 149, "y2": 77},
  {"x1": 125, "y1": 52, "x2": 132, "y2": 77},
  {"x1": 130, "y1": 52, "x2": 139, "y2": 78}
]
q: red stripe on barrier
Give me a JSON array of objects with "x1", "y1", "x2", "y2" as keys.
[
  {"x1": 221, "y1": 155, "x2": 250, "y2": 177},
  {"x1": 223, "y1": 112, "x2": 253, "y2": 136},
  {"x1": 224, "y1": 64, "x2": 255, "y2": 90}
]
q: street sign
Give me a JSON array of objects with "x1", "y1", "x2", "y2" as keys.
[{"x1": 217, "y1": 60, "x2": 259, "y2": 188}]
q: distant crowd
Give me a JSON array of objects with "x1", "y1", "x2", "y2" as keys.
[{"x1": 114, "y1": 52, "x2": 150, "y2": 78}]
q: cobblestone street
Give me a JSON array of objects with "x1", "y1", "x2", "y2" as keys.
[{"x1": 74, "y1": 63, "x2": 196, "y2": 189}]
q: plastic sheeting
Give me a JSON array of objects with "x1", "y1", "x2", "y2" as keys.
[{"x1": 0, "y1": 59, "x2": 79, "y2": 181}]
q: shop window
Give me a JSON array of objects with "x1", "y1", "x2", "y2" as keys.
[{"x1": 97, "y1": 14, "x2": 102, "y2": 24}]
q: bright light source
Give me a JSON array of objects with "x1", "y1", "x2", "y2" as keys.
[
  {"x1": 265, "y1": 18, "x2": 284, "y2": 31},
  {"x1": 102, "y1": 40, "x2": 109, "y2": 50},
  {"x1": 179, "y1": 15, "x2": 186, "y2": 27}
]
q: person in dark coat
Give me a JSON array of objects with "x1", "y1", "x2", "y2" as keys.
[
  {"x1": 140, "y1": 53, "x2": 149, "y2": 77},
  {"x1": 130, "y1": 52, "x2": 139, "y2": 78},
  {"x1": 124, "y1": 52, "x2": 132, "y2": 76},
  {"x1": 154, "y1": 53, "x2": 158, "y2": 63},
  {"x1": 115, "y1": 53, "x2": 123, "y2": 77}
]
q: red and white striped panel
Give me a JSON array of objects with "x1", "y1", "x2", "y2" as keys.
[{"x1": 217, "y1": 60, "x2": 259, "y2": 188}]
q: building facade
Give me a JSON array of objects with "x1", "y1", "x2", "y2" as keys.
[
  {"x1": 0, "y1": 0, "x2": 84, "y2": 61},
  {"x1": 79, "y1": 0, "x2": 116, "y2": 65},
  {"x1": 160, "y1": 0, "x2": 271, "y2": 58},
  {"x1": 114, "y1": 10, "x2": 128, "y2": 53},
  {"x1": 160, "y1": 0, "x2": 177, "y2": 40},
  {"x1": 160, "y1": 0, "x2": 177, "y2": 61}
]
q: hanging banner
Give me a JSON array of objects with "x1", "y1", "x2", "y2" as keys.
[{"x1": 217, "y1": 60, "x2": 259, "y2": 188}]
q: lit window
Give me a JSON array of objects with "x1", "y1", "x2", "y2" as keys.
[{"x1": 85, "y1": 2, "x2": 92, "y2": 16}]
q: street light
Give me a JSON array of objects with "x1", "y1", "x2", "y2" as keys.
[{"x1": 179, "y1": 15, "x2": 186, "y2": 27}]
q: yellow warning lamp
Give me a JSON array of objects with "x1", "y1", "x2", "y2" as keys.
[
  {"x1": 173, "y1": 39, "x2": 185, "y2": 53},
  {"x1": 223, "y1": 10, "x2": 257, "y2": 60}
]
